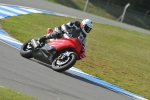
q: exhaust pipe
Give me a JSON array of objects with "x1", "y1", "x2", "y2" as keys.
[{"x1": 31, "y1": 39, "x2": 39, "y2": 49}]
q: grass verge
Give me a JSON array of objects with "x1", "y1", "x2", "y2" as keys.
[
  {"x1": 47, "y1": 0, "x2": 150, "y2": 31},
  {"x1": 0, "y1": 86, "x2": 37, "y2": 100},
  {"x1": 1, "y1": 13, "x2": 150, "y2": 99}
]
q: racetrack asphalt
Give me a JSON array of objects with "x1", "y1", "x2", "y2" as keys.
[
  {"x1": 0, "y1": 41, "x2": 134, "y2": 100},
  {"x1": 0, "y1": 0, "x2": 147, "y2": 100}
]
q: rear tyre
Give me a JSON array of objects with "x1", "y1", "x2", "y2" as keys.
[
  {"x1": 20, "y1": 39, "x2": 33, "y2": 58},
  {"x1": 52, "y1": 52, "x2": 77, "y2": 72}
]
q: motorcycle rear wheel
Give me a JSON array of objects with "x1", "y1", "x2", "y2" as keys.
[
  {"x1": 20, "y1": 39, "x2": 33, "y2": 58},
  {"x1": 52, "y1": 52, "x2": 77, "y2": 72}
]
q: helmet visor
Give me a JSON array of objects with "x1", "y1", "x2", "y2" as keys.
[{"x1": 84, "y1": 24, "x2": 91, "y2": 33}]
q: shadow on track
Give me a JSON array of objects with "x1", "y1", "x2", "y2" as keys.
[{"x1": 28, "y1": 58, "x2": 132, "y2": 99}]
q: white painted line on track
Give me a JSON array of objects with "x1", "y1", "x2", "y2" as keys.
[
  {"x1": 20, "y1": 8, "x2": 43, "y2": 13},
  {"x1": 0, "y1": 9, "x2": 17, "y2": 16},
  {"x1": 0, "y1": 6, "x2": 28, "y2": 14}
]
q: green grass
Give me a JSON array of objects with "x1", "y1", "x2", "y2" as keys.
[
  {"x1": 0, "y1": 86, "x2": 37, "y2": 100},
  {"x1": 1, "y1": 13, "x2": 150, "y2": 99},
  {"x1": 47, "y1": 0, "x2": 115, "y2": 19},
  {"x1": 47, "y1": 0, "x2": 150, "y2": 30}
]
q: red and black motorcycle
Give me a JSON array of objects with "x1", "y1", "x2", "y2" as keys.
[{"x1": 20, "y1": 31, "x2": 86, "y2": 72}]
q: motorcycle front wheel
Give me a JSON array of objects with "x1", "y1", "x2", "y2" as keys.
[
  {"x1": 20, "y1": 39, "x2": 33, "y2": 58},
  {"x1": 52, "y1": 52, "x2": 77, "y2": 72}
]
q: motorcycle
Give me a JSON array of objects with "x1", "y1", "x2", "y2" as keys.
[{"x1": 20, "y1": 30, "x2": 86, "y2": 72}]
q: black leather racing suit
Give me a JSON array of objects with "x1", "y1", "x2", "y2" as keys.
[{"x1": 40, "y1": 21, "x2": 87, "y2": 46}]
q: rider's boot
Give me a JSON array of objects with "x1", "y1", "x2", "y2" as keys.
[
  {"x1": 39, "y1": 35, "x2": 47, "y2": 43},
  {"x1": 47, "y1": 28, "x2": 53, "y2": 34}
]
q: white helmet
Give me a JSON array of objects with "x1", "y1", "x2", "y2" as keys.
[{"x1": 81, "y1": 19, "x2": 93, "y2": 34}]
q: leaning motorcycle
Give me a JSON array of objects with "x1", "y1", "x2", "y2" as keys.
[{"x1": 20, "y1": 31, "x2": 86, "y2": 72}]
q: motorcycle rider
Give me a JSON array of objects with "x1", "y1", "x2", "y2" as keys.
[{"x1": 39, "y1": 19, "x2": 93, "y2": 48}]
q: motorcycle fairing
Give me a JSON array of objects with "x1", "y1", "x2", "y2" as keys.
[
  {"x1": 32, "y1": 44, "x2": 56, "y2": 64},
  {"x1": 48, "y1": 38, "x2": 85, "y2": 59}
]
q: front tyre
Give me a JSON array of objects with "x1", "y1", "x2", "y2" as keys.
[
  {"x1": 52, "y1": 52, "x2": 77, "y2": 72},
  {"x1": 20, "y1": 39, "x2": 33, "y2": 58}
]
